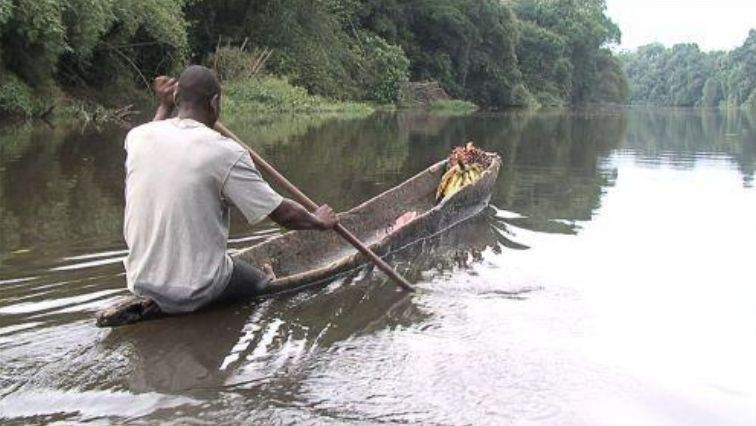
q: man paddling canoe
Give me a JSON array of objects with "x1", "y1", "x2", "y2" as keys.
[{"x1": 123, "y1": 65, "x2": 337, "y2": 314}]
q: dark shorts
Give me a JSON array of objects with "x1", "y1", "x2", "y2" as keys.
[{"x1": 213, "y1": 257, "x2": 273, "y2": 305}]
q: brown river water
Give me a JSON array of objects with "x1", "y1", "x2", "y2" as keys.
[{"x1": 0, "y1": 109, "x2": 755, "y2": 424}]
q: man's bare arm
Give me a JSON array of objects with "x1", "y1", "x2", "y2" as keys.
[
  {"x1": 152, "y1": 76, "x2": 177, "y2": 121},
  {"x1": 269, "y1": 199, "x2": 337, "y2": 230}
]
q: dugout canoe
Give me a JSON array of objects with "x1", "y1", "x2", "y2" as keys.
[{"x1": 95, "y1": 153, "x2": 501, "y2": 327}]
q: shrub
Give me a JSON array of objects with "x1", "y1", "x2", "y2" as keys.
[
  {"x1": 354, "y1": 33, "x2": 409, "y2": 104},
  {"x1": 511, "y1": 83, "x2": 539, "y2": 108},
  {"x1": 0, "y1": 74, "x2": 35, "y2": 118},
  {"x1": 207, "y1": 45, "x2": 272, "y2": 82}
]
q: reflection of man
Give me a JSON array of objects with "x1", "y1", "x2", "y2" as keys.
[
  {"x1": 114, "y1": 308, "x2": 250, "y2": 393},
  {"x1": 123, "y1": 65, "x2": 337, "y2": 314}
]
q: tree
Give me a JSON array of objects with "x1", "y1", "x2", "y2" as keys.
[
  {"x1": 516, "y1": 21, "x2": 571, "y2": 105},
  {"x1": 0, "y1": 0, "x2": 189, "y2": 117},
  {"x1": 514, "y1": 0, "x2": 623, "y2": 103},
  {"x1": 622, "y1": 30, "x2": 756, "y2": 109},
  {"x1": 1, "y1": 0, "x2": 630, "y2": 117}
]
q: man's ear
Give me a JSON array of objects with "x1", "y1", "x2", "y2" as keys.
[{"x1": 210, "y1": 93, "x2": 221, "y2": 116}]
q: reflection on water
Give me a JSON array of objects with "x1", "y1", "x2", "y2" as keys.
[{"x1": 1, "y1": 109, "x2": 755, "y2": 424}]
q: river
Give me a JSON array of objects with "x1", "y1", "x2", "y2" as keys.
[{"x1": 0, "y1": 108, "x2": 754, "y2": 424}]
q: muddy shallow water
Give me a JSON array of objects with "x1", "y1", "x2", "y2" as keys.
[{"x1": 1, "y1": 109, "x2": 755, "y2": 424}]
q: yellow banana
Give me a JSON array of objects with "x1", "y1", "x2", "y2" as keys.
[
  {"x1": 459, "y1": 172, "x2": 468, "y2": 187},
  {"x1": 436, "y1": 165, "x2": 461, "y2": 201},
  {"x1": 463, "y1": 171, "x2": 474, "y2": 186},
  {"x1": 437, "y1": 167, "x2": 453, "y2": 197},
  {"x1": 436, "y1": 160, "x2": 487, "y2": 202},
  {"x1": 449, "y1": 171, "x2": 463, "y2": 189},
  {"x1": 443, "y1": 172, "x2": 464, "y2": 200},
  {"x1": 436, "y1": 172, "x2": 450, "y2": 201}
]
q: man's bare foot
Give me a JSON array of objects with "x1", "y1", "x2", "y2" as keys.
[{"x1": 262, "y1": 263, "x2": 277, "y2": 281}]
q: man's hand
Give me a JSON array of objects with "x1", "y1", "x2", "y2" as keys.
[
  {"x1": 269, "y1": 199, "x2": 338, "y2": 230},
  {"x1": 154, "y1": 76, "x2": 177, "y2": 107},
  {"x1": 152, "y1": 76, "x2": 177, "y2": 121},
  {"x1": 313, "y1": 204, "x2": 338, "y2": 230}
]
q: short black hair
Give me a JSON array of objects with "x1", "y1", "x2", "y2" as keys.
[{"x1": 177, "y1": 65, "x2": 221, "y2": 106}]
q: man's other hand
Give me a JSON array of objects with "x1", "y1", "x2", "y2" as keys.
[
  {"x1": 314, "y1": 204, "x2": 338, "y2": 230},
  {"x1": 152, "y1": 76, "x2": 178, "y2": 121},
  {"x1": 154, "y1": 76, "x2": 177, "y2": 108}
]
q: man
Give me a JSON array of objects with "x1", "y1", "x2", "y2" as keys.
[{"x1": 123, "y1": 65, "x2": 337, "y2": 314}]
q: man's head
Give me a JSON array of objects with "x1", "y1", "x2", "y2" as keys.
[{"x1": 176, "y1": 65, "x2": 222, "y2": 126}]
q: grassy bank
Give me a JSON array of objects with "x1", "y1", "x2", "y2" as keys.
[
  {"x1": 223, "y1": 77, "x2": 373, "y2": 116},
  {"x1": 2, "y1": 69, "x2": 487, "y2": 129},
  {"x1": 0, "y1": 75, "x2": 373, "y2": 127},
  {"x1": 0, "y1": 73, "x2": 152, "y2": 126}
]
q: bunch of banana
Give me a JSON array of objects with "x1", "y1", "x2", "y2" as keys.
[{"x1": 435, "y1": 162, "x2": 485, "y2": 202}]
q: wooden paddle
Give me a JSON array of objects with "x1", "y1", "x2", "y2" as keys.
[{"x1": 215, "y1": 122, "x2": 416, "y2": 292}]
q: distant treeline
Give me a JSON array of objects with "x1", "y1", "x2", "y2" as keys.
[
  {"x1": 621, "y1": 30, "x2": 756, "y2": 109},
  {"x1": 0, "y1": 0, "x2": 627, "y2": 118}
]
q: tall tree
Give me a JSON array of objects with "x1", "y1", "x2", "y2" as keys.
[
  {"x1": 622, "y1": 30, "x2": 756, "y2": 108},
  {"x1": 514, "y1": 0, "x2": 622, "y2": 103}
]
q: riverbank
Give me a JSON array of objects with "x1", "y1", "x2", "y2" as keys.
[
  {"x1": 0, "y1": 76, "x2": 370, "y2": 124},
  {"x1": 1, "y1": 73, "x2": 486, "y2": 131}
]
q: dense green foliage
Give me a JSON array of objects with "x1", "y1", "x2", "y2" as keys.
[
  {"x1": 513, "y1": 0, "x2": 626, "y2": 104},
  {"x1": 184, "y1": 0, "x2": 408, "y2": 103},
  {"x1": 357, "y1": 0, "x2": 625, "y2": 107},
  {"x1": 622, "y1": 30, "x2": 756, "y2": 108},
  {"x1": 0, "y1": 0, "x2": 188, "y2": 118},
  {"x1": 0, "y1": 0, "x2": 627, "y2": 119}
]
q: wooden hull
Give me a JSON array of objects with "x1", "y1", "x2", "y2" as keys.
[
  {"x1": 95, "y1": 155, "x2": 501, "y2": 327},
  {"x1": 242, "y1": 155, "x2": 502, "y2": 295}
]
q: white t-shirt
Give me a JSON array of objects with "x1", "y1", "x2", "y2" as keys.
[{"x1": 123, "y1": 118, "x2": 283, "y2": 313}]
